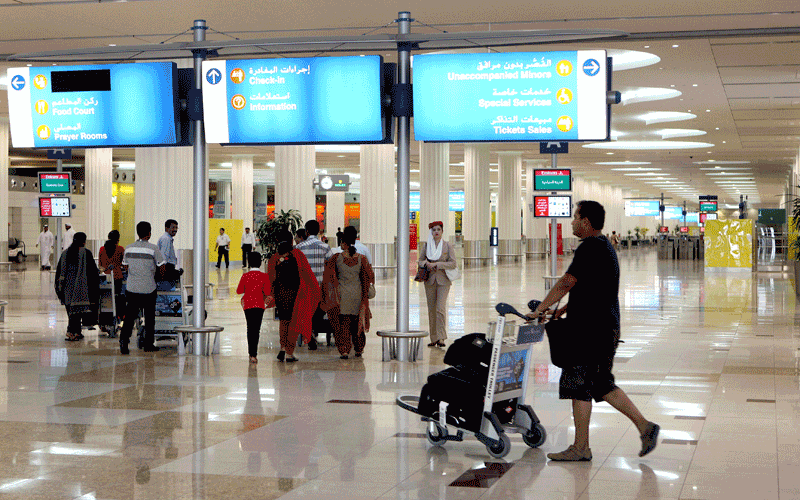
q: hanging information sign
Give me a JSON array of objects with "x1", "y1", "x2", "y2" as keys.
[
  {"x1": 202, "y1": 56, "x2": 387, "y2": 144},
  {"x1": 7, "y1": 62, "x2": 180, "y2": 148},
  {"x1": 412, "y1": 50, "x2": 609, "y2": 142}
]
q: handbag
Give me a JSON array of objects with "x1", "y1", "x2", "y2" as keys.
[
  {"x1": 445, "y1": 266, "x2": 461, "y2": 281},
  {"x1": 368, "y1": 284, "x2": 376, "y2": 299},
  {"x1": 544, "y1": 318, "x2": 575, "y2": 368},
  {"x1": 414, "y1": 265, "x2": 429, "y2": 282}
]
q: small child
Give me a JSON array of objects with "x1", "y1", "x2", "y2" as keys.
[{"x1": 236, "y1": 252, "x2": 271, "y2": 364}]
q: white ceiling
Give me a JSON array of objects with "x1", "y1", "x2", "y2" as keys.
[{"x1": 1, "y1": 1, "x2": 799, "y2": 209}]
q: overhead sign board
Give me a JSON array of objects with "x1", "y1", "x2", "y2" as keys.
[
  {"x1": 699, "y1": 195, "x2": 718, "y2": 201},
  {"x1": 38, "y1": 172, "x2": 71, "y2": 194},
  {"x1": 624, "y1": 200, "x2": 660, "y2": 217},
  {"x1": 39, "y1": 197, "x2": 71, "y2": 217},
  {"x1": 7, "y1": 62, "x2": 180, "y2": 148},
  {"x1": 663, "y1": 206, "x2": 684, "y2": 220},
  {"x1": 202, "y1": 56, "x2": 387, "y2": 144},
  {"x1": 533, "y1": 195, "x2": 572, "y2": 218},
  {"x1": 534, "y1": 169, "x2": 571, "y2": 191},
  {"x1": 412, "y1": 50, "x2": 609, "y2": 142},
  {"x1": 46, "y1": 149, "x2": 71, "y2": 160},
  {"x1": 699, "y1": 201, "x2": 718, "y2": 212},
  {"x1": 409, "y1": 191, "x2": 465, "y2": 211},
  {"x1": 540, "y1": 142, "x2": 568, "y2": 154}
]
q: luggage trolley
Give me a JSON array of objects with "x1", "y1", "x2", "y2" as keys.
[
  {"x1": 132, "y1": 281, "x2": 209, "y2": 354},
  {"x1": 98, "y1": 271, "x2": 120, "y2": 337},
  {"x1": 397, "y1": 302, "x2": 547, "y2": 458}
]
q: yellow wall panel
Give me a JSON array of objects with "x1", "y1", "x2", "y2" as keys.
[
  {"x1": 704, "y1": 219, "x2": 753, "y2": 268},
  {"x1": 208, "y1": 219, "x2": 243, "y2": 263}
]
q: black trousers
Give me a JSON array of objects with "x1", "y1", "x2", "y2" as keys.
[
  {"x1": 242, "y1": 244, "x2": 252, "y2": 267},
  {"x1": 120, "y1": 291, "x2": 157, "y2": 347},
  {"x1": 244, "y1": 307, "x2": 265, "y2": 358},
  {"x1": 65, "y1": 305, "x2": 83, "y2": 335},
  {"x1": 217, "y1": 247, "x2": 229, "y2": 267}
]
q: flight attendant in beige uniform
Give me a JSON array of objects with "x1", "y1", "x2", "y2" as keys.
[{"x1": 417, "y1": 221, "x2": 457, "y2": 347}]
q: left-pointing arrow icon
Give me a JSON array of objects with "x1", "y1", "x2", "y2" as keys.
[{"x1": 10, "y1": 75, "x2": 25, "y2": 90}]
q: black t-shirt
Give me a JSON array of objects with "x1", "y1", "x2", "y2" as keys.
[{"x1": 565, "y1": 235, "x2": 620, "y2": 333}]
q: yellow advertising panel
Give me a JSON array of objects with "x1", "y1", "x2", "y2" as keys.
[
  {"x1": 704, "y1": 219, "x2": 753, "y2": 268},
  {"x1": 209, "y1": 219, "x2": 243, "y2": 263}
]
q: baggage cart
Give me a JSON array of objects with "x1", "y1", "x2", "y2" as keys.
[
  {"x1": 396, "y1": 302, "x2": 547, "y2": 458},
  {"x1": 98, "y1": 271, "x2": 120, "y2": 337},
  {"x1": 131, "y1": 281, "x2": 210, "y2": 355}
]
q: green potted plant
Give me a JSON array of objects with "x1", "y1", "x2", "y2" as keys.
[
  {"x1": 255, "y1": 209, "x2": 303, "y2": 258},
  {"x1": 789, "y1": 191, "x2": 800, "y2": 293},
  {"x1": 640, "y1": 227, "x2": 649, "y2": 242}
]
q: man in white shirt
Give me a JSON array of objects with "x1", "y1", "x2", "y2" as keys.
[
  {"x1": 215, "y1": 227, "x2": 231, "y2": 269},
  {"x1": 241, "y1": 227, "x2": 256, "y2": 268},
  {"x1": 331, "y1": 226, "x2": 373, "y2": 264},
  {"x1": 36, "y1": 224, "x2": 55, "y2": 270},
  {"x1": 62, "y1": 223, "x2": 76, "y2": 250}
]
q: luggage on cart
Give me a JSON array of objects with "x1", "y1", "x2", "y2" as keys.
[
  {"x1": 418, "y1": 367, "x2": 485, "y2": 432},
  {"x1": 442, "y1": 332, "x2": 493, "y2": 379}
]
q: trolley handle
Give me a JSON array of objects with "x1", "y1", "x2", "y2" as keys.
[{"x1": 495, "y1": 302, "x2": 528, "y2": 320}]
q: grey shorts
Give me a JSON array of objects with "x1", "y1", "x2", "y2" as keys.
[{"x1": 558, "y1": 330, "x2": 620, "y2": 403}]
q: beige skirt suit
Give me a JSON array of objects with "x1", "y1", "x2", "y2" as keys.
[{"x1": 417, "y1": 240, "x2": 457, "y2": 343}]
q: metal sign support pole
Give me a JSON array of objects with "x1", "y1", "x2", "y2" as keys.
[
  {"x1": 55, "y1": 159, "x2": 62, "y2": 257},
  {"x1": 191, "y1": 20, "x2": 208, "y2": 352},
  {"x1": 549, "y1": 153, "x2": 558, "y2": 279},
  {"x1": 396, "y1": 11, "x2": 411, "y2": 333},
  {"x1": 660, "y1": 193, "x2": 665, "y2": 228}
]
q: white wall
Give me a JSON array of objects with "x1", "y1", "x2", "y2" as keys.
[{"x1": 8, "y1": 191, "x2": 86, "y2": 256}]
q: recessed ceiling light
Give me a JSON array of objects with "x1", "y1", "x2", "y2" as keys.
[
  {"x1": 644, "y1": 45, "x2": 650, "y2": 48},
  {"x1": 584, "y1": 140, "x2": 715, "y2": 150},
  {"x1": 692, "y1": 84, "x2": 698, "y2": 87},
  {"x1": 672, "y1": 44, "x2": 679, "y2": 48},
  {"x1": 606, "y1": 152, "x2": 614, "y2": 155},
  {"x1": 337, "y1": 155, "x2": 345, "y2": 158},
  {"x1": 705, "y1": 109, "x2": 710, "y2": 112},
  {"x1": 716, "y1": 127, "x2": 720, "y2": 130},
  {"x1": 109, "y1": 44, "x2": 117, "y2": 47}
]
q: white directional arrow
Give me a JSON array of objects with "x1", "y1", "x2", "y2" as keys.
[
  {"x1": 10, "y1": 75, "x2": 25, "y2": 90},
  {"x1": 583, "y1": 60, "x2": 600, "y2": 76}
]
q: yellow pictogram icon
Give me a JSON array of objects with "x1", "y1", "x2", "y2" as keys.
[
  {"x1": 35, "y1": 100, "x2": 49, "y2": 115},
  {"x1": 556, "y1": 116, "x2": 574, "y2": 132},
  {"x1": 556, "y1": 88, "x2": 573, "y2": 105},
  {"x1": 555, "y1": 61, "x2": 573, "y2": 77},
  {"x1": 33, "y1": 74, "x2": 48, "y2": 89},
  {"x1": 37, "y1": 125, "x2": 51, "y2": 140},
  {"x1": 230, "y1": 68, "x2": 245, "y2": 84},
  {"x1": 231, "y1": 94, "x2": 247, "y2": 110}
]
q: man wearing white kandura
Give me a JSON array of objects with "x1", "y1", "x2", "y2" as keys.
[{"x1": 36, "y1": 224, "x2": 55, "y2": 270}]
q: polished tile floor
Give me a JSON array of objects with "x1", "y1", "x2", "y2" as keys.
[{"x1": 0, "y1": 247, "x2": 798, "y2": 499}]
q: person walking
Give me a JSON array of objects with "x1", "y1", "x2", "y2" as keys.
[
  {"x1": 241, "y1": 227, "x2": 256, "y2": 268},
  {"x1": 119, "y1": 221, "x2": 166, "y2": 354},
  {"x1": 528, "y1": 200, "x2": 659, "y2": 461},
  {"x1": 417, "y1": 221, "x2": 457, "y2": 348},
  {"x1": 237, "y1": 252, "x2": 270, "y2": 364},
  {"x1": 55, "y1": 232, "x2": 99, "y2": 342},
  {"x1": 62, "y1": 223, "x2": 76, "y2": 251},
  {"x1": 322, "y1": 230, "x2": 374, "y2": 359},
  {"x1": 36, "y1": 224, "x2": 55, "y2": 270},
  {"x1": 331, "y1": 226, "x2": 373, "y2": 264},
  {"x1": 215, "y1": 227, "x2": 231, "y2": 269},
  {"x1": 98, "y1": 230, "x2": 126, "y2": 332},
  {"x1": 267, "y1": 231, "x2": 319, "y2": 362},
  {"x1": 296, "y1": 219, "x2": 333, "y2": 349}
]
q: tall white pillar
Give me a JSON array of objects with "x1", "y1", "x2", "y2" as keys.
[
  {"x1": 419, "y1": 142, "x2": 450, "y2": 243},
  {"x1": 326, "y1": 191, "x2": 345, "y2": 245},
  {"x1": 0, "y1": 120, "x2": 8, "y2": 255},
  {"x1": 524, "y1": 160, "x2": 548, "y2": 258},
  {"x1": 275, "y1": 145, "x2": 315, "y2": 222},
  {"x1": 360, "y1": 144, "x2": 396, "y2": 271},
  {"x1": 84, "y1": 148, "x2": 113, "y2": 254},
  {"x1": 134, "y1": 146, "x2": 196, "y2": 266},
  {"x1": 231, "y1": 156, "x2": 254, "y2": 229},
  {"x1": 497, "y1": 152, "x2": 522, "y2": 262},
  {"x1": 463, "y1": 144, "x2": 490, "y2": 266}
]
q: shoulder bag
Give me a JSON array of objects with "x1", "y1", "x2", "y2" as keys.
[
  {"x1": 543, "y1": 301, "x2": 589, "y2": 368},
  {"x1": 414, "y1": 264, "x2": 429, "y2": 282},
  {"x1": 445, "y1": 266, "x2": 461, "y2": 281}
]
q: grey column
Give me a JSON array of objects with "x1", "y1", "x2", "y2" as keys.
[
  {"x1": 463, "y1": 144, "x2": 490, "y2": 266},
  {"x1": 497, "y1": 152, "x2": 523, "y2": 262},
  {"x1": 85, "y1": 148, "x2": 113, "y2": 255},
  {"x1": 275, "y1": 145, "x2": 315, "y2": 222},
  {"x1": 326, "y1": 191, "x2": 345, "y2": 246},
  {"x1": 419, "y1": 142, "x2": 451, "y2": 242},
  {"x1": 0, "y1": 120, "x2": 8, "y2": 256},
  {"x1": 360, "y1": 144, "x2": 396, "y2": 274}
]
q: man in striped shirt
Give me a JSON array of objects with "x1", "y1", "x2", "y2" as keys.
[
  {"x1": 119, "y1": 221, "x2": 166, "y2": 354},
  {"x1": 296, "y1": 219, "x2": 332, "y2": 349}
]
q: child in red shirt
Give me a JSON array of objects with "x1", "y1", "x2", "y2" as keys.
[{"x1": 236, "y1": 252, "x2": 271, "y2": 363}]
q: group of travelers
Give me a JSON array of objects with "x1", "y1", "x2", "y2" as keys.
[{"x1": 236, "y1": 220, "x2": 374, "y2": 364}]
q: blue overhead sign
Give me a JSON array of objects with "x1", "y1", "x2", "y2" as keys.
[
  {"x1": 202, "y1": 56, "x2": 385, "y2": 144},
  {"x1": 412, "y1": 50, "x2": 609, "y2": 142},
  {"x1": 624, "y1": 200, "x2": 660, "y2": 217},
  {"x1": 7, "y1": 62, "x2": 180, "y2": 148}
]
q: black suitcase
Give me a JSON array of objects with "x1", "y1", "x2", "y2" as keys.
[
  {"x1": 418, "y1": 367, "x2": 486, "y2": 432},
  {"x1": 443, "y1": 333, "x2": 493, "y2": 379}
]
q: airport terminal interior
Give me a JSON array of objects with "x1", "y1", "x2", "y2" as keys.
[{"x1": 2, "y1": 1, "x2": 800, "y2": 499}]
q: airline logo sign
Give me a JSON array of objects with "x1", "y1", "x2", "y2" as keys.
[
  {"x1": 412, "y1": 50, "x2": 609, "y2": 142},
  {"x1": 534, "y1": 169, "x2": 571, "y2": 191}
]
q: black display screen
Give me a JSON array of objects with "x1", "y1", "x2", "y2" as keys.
[{"x1": 51, "y1": 69, "x2": 111, "y2": 93}]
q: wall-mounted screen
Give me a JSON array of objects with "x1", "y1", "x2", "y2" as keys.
[
  {"x1": 679, "y1": 226, "x2": 689, "y2": 233},
  {"x1": 8, "y1": 62, "x2": 180, "y2": 148},
  {"x1": 412, "y1": 50, "x2": 609, "y2": 142},
  {"x1": 699, "y1": 201, "x2": 718, "y2": 212},
  {"x1": 658, "y1": 226, "x2": 669, "y2": 233},
  {"x1": 39, "y1": 197, "x2": 70, "y2": 217},
  {"x1": 533, "y1": 195, "x2": 572, "y2": 218},
  {"x1": 534, "y1": 169, "x2": 571, "y2": 191},
  {"x1": 202, "y1": 56, "x2": 387, "y2": 144},
  {"x1": 663, "y1": 206, "x2": 684, "y2": 220},
  {"x1": 38, "y1": 172, "x2": 71, "y2": 194},
  {"x1": 624, "y1": 200, "x2": 660, "y2": 217}
]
